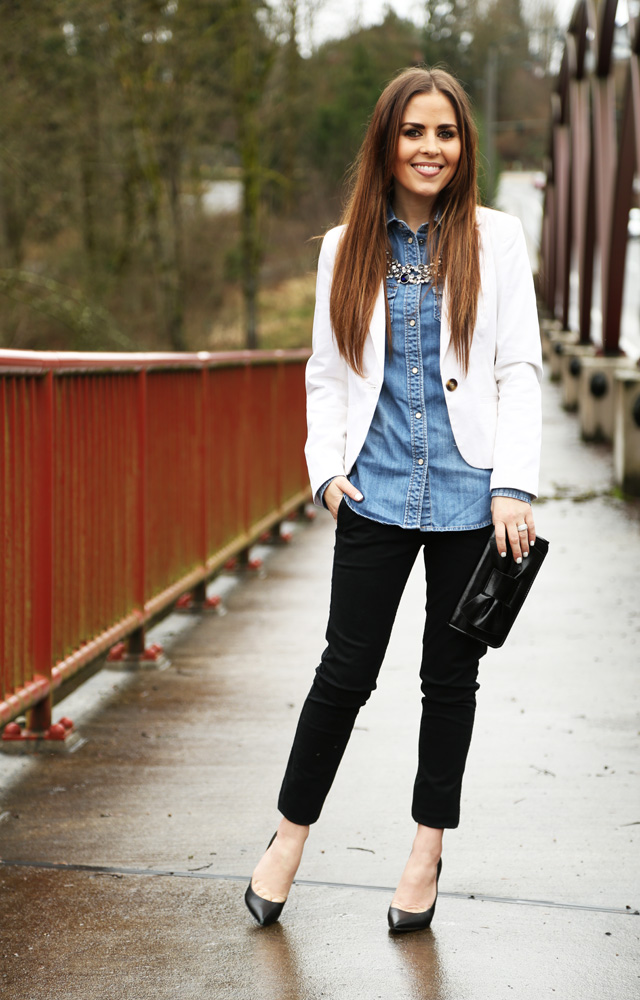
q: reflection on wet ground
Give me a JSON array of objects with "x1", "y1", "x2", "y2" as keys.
[
  {"x1": 2, "y1": 865, "x2": 636, "y2": 1000},
  {"x1": 388, "y1": 932, "x2": 447, "y2": 1000},
  {"x1": 245, "y1": 920, "x2": 448, "y2": 1000}
]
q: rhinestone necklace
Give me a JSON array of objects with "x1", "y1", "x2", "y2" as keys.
[{"x1": 386, "y1": 252, "x2": 441, "y2": 285}]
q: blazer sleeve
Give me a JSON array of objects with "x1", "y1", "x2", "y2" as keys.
[
  {"x1": 304, "y1": 227, "x2": 350, "y2": 505},
  {"x1": 489, "y1": 215, "x2": 543, "y2": 498}
]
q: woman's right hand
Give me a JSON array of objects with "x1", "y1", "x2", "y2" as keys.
[{"x1": 324, "y1": 476, "x2": 363, "y2": 521}]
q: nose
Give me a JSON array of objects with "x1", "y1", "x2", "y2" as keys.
[{"x1": 419, "y1": 131, "x2": 439, "y2": 156}]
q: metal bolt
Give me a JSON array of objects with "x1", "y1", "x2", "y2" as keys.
[
  {"x1": 46, "y1": 723, "x2": 67, "y2": 740},
  {"x1": 569, "y1": 357, "x2": 581, "y2": 377},
  {"x1": 590, "y1": 372, "x2": 608, "y2": 398}
]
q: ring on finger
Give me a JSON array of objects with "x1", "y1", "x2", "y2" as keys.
[{"x1": 516, "y1": 523, "x2": 528, "y2": 532}]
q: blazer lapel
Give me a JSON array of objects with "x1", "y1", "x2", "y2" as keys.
[
  {"x1": 370, "y1": 284, "x2": 386, "y2": 376},
  {"x1": 440, "y1": 277, "x2": 452, "y2": 363}
]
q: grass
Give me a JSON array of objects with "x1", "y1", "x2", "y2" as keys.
[{"x1": 207, "y1": 271, "x2": 315, "y2": 352}]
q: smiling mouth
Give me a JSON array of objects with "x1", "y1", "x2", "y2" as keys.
[{"x1": 412, "y1": 164, "x2": 443, "y2": 177}]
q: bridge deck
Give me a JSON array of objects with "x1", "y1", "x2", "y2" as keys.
[{"x1": 0, "y1": 372, "x2": 638, "y2": 999}]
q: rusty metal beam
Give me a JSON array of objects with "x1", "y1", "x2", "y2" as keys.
[
  {"x1": 540, "y1": 0, "x2": 637, "y2": 358},
  {"x1": 602, "y1": 20, "x2": 640, "y2": 355}
]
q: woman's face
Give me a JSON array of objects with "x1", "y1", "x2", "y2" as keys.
[{"x1": 392, "y1": 91, "x2": 462, "y2": 212}]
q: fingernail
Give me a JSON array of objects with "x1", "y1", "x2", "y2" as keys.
[
  {"x1": 500, "y1": 550, "x2": 507, "y2": 558},
  {"x1": 516, "y1": 556, "x2": 522, "y2": 564},
  {"x1": 524, "y1": 551, "x2": 529, "y2": 558},
  {"x1": 530, "y1": 539, "x2": 536, "y2": 545}
]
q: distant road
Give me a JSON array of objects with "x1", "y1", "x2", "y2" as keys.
[{"x1": 496, "y1": 171, "x2": 640, "y2": 361}]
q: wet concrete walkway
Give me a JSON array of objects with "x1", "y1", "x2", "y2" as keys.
[{"x1": 1, "y1": 368, "x2": 639, "y2": 1000}]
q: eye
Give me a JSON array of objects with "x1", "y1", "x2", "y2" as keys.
[
  {"x1": 438, "y1": 129, "x2": 457, "y2": 140},
  {"x1": 403, "y1": 128, "x2": 422, "y2": 138}
]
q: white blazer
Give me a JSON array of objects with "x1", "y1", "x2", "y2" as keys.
[{"x1": 305, "y1": 206, "x2": 543, "y2": 506}]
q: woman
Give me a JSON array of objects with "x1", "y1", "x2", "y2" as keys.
[{"x1": 245, "y1": 66, "x2": 542, "y2": 932}]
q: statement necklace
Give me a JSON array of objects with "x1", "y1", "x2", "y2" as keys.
[{"x1": 386, "y1": 250, "x2": 441, "y2": 285}]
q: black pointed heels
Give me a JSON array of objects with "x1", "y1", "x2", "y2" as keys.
[
  {"x1": 244, "y1": 881, "x2": 285, "y2": 927},
  {"x1": 244, "y1": 833, "x2": 287, "y2": 927},
  {"x1": 387, "y1": 857, "x2": 442, "y2": 933}
]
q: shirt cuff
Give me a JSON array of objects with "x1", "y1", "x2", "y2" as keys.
[
  {"x1": 317, "y1": 477, "x2": 337, "y2": 509},
  {"x1": 491, "y1": 488, "x2": 533, "y2": 504}
]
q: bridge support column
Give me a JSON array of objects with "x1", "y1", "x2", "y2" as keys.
[
  {"x1": 560, "y1": 343, "x2": 597, "y2": 411},
  {"x1": 547, "y1": 329, "x2": 579, "y2": 381},
  {"x1": 578, "y1": 355, "x2": 636, "y2": 442},
  {"x1": 539, "y1": 317, "x2": 563, "y2": 362},
  {"x1": 614, "y1": 368, "x2": 640, "y2": 496}
]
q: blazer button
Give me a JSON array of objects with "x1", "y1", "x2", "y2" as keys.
[{"x1": 445, "y1": 378, "x2": 458, "y2": 391}]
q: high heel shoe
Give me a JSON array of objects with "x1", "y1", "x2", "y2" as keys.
[
  {"x1": 244, "y1": 833, "x2": 287, "y2": 927},
  {"x1": 387, "y1": 858, "x2": 442, "y2": 933}
]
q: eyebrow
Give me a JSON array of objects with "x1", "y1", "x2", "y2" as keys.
[{"x1": 401, "y1": 121, "x2": 458, "y2": 129}]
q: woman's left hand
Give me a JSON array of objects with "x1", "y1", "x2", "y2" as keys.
[{"x1": 491, "y1": 497, "x2": 535, "y2": 564}]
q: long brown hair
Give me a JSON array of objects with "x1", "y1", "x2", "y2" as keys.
[{"x1": 329, "y1": 66, "x2": 481, "y2": 376}]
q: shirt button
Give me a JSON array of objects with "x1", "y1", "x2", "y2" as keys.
[
  {"x1": 419, "y1": 238, "x2": 425, "y2": 245},
  {"x1": 445, "y1": 378, "x2": 458, "y2": 391},
  {"x1": 415, "y1": 412, "x2": 422, "y2": 419},
  {"x1": 412, "y1": 367, "x2": 419, "y2": 374},
  {"x1": 408, "y1": 236, "x2": 413, "y2": 244},
  {"x1": 417, "y1": 458, "x2": 424, "y2": 465},
  {"x1": 409, "y1": 319, "x2": 416, "y2": 327}
]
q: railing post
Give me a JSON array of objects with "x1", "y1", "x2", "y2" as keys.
[
  {"x1": 127, "y1": 626, "x2": 146, "y2": 657},
  {"x1": 185, "y1": 365, "x2": 211, "y2": 608},
  {"x1": 275, "y1": 359, "x2": 284, "y2": 515},
  {"x1": 200, "y1": 365, "x2": 210, "y2": 576},
  {"x1": 131, "y1": 368, "x2": 147, "y2": 650},
  {"x1": 242, "y1": 362, "x2": 251, "y2": 540},
  {"x1": 27, "y1": 371, "x2": 54, "y2": 734},
  {"x1": 0, "y1": 379, "x2": 5, "y2": 707},
  {"x1": 109, "y1": 367, "x2": 169, "y2": 668}
]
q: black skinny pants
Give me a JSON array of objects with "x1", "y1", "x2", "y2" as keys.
[{"x1": 278, "y1": 500, "x2": 493, "y2": 829}]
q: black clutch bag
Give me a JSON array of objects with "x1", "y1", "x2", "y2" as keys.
[{"x1": 448, "y1": 530, "x2": 549, "y2": 648}]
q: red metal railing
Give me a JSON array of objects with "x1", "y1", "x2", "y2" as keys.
[{"x1": 0, "y1": 349, "x2": 310, "y2": 733}]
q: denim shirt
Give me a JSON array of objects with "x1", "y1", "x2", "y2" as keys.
[{"x1": 320, "y1": 205, "x2": 532, "y2": 528}]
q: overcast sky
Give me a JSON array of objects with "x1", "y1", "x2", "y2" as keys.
[{"x1": 297, "y1": 0, "x2": 587, "y2": 56}]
